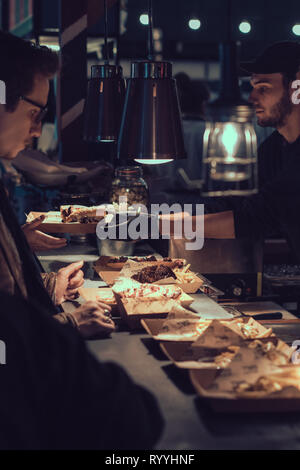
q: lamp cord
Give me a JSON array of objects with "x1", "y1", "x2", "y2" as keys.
[
  {"x1": 104, "y1": 0, "x2": 109, "y2": 64},
  {"x1": 147, "y1": 0, "x2": 154, "y2": 61}
]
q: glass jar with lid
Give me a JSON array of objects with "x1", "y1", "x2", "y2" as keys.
[{"x1": 110, "y1": 166, "x2": 149, "y2": 208}]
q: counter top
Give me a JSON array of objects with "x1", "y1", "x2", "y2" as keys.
[{"x1": 38, "y1": 242, "x2": 300, "y2": 450}]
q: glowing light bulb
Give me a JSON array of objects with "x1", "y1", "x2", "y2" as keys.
[
  {"x1": 220, "y1": 123, "x2": 241, "y2": 162},
  {"x1": 139, "y1": 14, "x2": 149, "y2": 26},
  {"x1": 134, "y1": 159, "x2": 173, "y2": 165},
  {"x1": 292, "y1": 24, "x2": 300, "y2": 36},
  {"x1": 239, "y1": 21, "x2": 251, "y2": 34},
  {"x1": 188, "y1": 19, "x2": 201, "y2": 30}
]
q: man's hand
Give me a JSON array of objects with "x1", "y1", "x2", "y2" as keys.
[
  {"x1": 22, "y1": 215, "x2": 67, "y2": 251},
  {"x1": 71, "y1": 301, "x2": 115, "y2": 338},
  {"x1": 55, "y1": 261, "x2": 85, "y2": 305}
]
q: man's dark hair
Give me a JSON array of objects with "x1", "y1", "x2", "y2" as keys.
[{"x1": 0, "y1": 31, "x2": 59, "y2": 112}]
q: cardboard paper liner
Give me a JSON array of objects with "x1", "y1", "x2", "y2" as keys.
[
  {"x1": 78, "y1": 287, "x2": 117, "y2": 305},
  {"x1": 160, "y1": 342, "x2": 241, "y2": 369},
  {"x1": 93, "y1": 267, "x2": 120, "y2": 286},
  {"x1": 160, "y1": 337, "x2": 292, "y2": 371},
  {"x1": 27, "y1": 211, "x2": 99, "y2": 234},
  {"x1": 141, "y1": 319, "x2": 209, "y2": 342},
  {"x1": 191, "y1": 318, "x2": 273, "y2": 350}
]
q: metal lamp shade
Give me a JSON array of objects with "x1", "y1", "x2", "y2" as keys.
[
  {"x1": 117, "y1": 61, "x2": 186, "y2": 164},
  {"x1": 201, "y1": 119, "x2": 258, "y2": 196},
  {"x1": 83, "y1": 65, "x2": 126, "y2": 143},
  {"x1": 201, "y1": 42, "x2": 258, "y2": 196}
]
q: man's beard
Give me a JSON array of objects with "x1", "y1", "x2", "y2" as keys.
[{"x1": 257, "y1": 89, "x2": 293, "y2": 128}]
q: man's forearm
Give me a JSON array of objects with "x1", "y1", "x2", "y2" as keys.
[
  {"x1": 203, "y1": 211, "x2": 235, "y2": 238},
  {"x1": 159, "y1": 210, "x2": 236, "y2": 239}
]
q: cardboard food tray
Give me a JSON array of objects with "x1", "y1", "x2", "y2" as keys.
[
  {"x1": 115, "y1": 296, "x2": 177, "y2": 329},
  {"x1": 141, "y1": 318, "x2": 203, "y2": 342},
  {"x1": 78, "y1": 287, "x2": 117, "y2": 305},
  {"x1": 27, "y1": 211, "x2": 100, "y2": 234},
  {"x1": 160, "y1": 342, "x2": 229, "y2": 369},
  {"x1": 189, "y1": 368, "x2": 300, "y2": 413},
  {"x1": 159, "y1": 335, "x2": 290, "y2": 371},
  {"x1": 115, "y1": 285, "x2": 193, "y2": 329},
  {"x1": 79, "y1": 287, "x2": 119, "y2": 314}
]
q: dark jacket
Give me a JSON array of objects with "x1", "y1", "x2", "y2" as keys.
[{"x1": 0, "y1": 292, "x2": 164, "y2": 449}]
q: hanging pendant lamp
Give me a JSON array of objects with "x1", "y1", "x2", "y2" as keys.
[
  {"x1": 201, "y1": 0, "x2": 258, "y2": 196},
  {"x1": 117, "y1": 0, "x2": 186, "y2": 164},
  {"x1": 83, "y1": 0, "x2": 126, "y2": 143}
]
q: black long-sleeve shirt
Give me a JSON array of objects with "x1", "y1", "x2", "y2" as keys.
[{"x1": 232, "y1": 130, "x2": 300, "y2": 262}]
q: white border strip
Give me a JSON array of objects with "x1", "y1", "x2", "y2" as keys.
[
  {"x1": 61, "y1": 14, "x2": 88, "y2": 47},
  {"x1": 62, "y1": 99, "x2": 85, "y2": 129}
]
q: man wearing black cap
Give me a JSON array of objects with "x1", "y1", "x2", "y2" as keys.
[
  {"x1": 160, "y1": 41, "x2": 300, "y2": 268},
  {"x1": 228, "y1": 41, "x2": 300, "y2": 261},
  {"x1": 165, "y1": 41, "x2": 300, "y2": 264}
]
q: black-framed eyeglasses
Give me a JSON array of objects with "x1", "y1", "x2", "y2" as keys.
[{"x1": 20, "y1": 95, "x2": 48, "y2": 124}]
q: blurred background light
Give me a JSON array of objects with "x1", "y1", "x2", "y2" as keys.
[
  {"x1": 292, "y1": 24, "x2": 300, "y2": 36},
  {"x1": 139, "y1": 13, "x2": 149, "y2": 26},
  {"x1": 239, "y1": 21, "x2": 251, "y2": 34},
  {"x1": 188, "y1": 18, "x2": 201, "y2": 31}
]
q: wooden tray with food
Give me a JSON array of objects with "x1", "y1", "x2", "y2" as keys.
[{"x1": 27, "y1": 205, "x2": 106, "y2": 234}]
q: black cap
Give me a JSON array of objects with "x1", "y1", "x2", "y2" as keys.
[{"x1": 240, "y1": 41, "x2": 300, "y2": 76}]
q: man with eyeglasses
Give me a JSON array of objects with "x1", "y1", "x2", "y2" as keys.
[
  {"x1": 0, "y1": 31, "x2": 164, "y2": 449},
  {"x1": 0, "y1": 31, "x2": 117, "y2": 337}
]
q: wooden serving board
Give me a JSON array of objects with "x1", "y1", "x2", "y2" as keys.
[{"x1": 27, "y1": 211, "x2": 99, "y2": 234}]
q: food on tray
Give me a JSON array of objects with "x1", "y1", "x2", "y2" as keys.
[
  {"x1": 132, "y1": 264, "x2": 176, "y2": 283},
  {"x1": 222, "y1": 318, "x2": 273, "y2": 340},
  {"x1": 233, "y1": 367, "x2": 300, "y2": 396},
  {"x1": 60, "y1": 205, "x2": 106, "y2": 223},
  {"x1": 117, "y1": 283, "x2": 182, "y2": 301},
  {"x1": 214, "y1": 346, "x2": 240, "y2": 368},
  {"x1": 248, "y1": 340, "x2": 292, "y2": 366},
  {"x1": 108, "y1": 255, "x2": 158, "y2": 264},
  {"x1": 174, "y1": 266, "x2": 200, "y2": 284}
]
